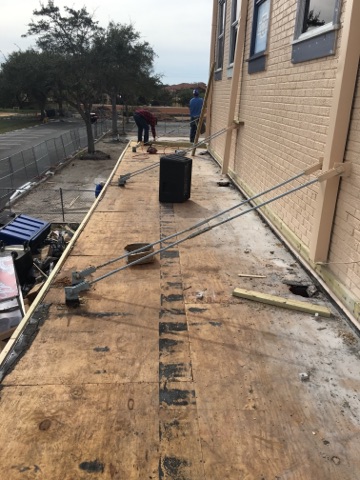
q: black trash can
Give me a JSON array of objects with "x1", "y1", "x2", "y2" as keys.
[{"x1": 159, "y1": 154, "x2": 192, "y2": 203}]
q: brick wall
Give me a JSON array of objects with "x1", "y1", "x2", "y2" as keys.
[
  {"x1": 329, "y1": 65, "x2": 360, "y2": 299},
  {"x1": 209, "y1": 0, "x2": 360, "y2": 318},
  {"x1": 209, "y1": 0, "x2": 344, "y2": 249}
]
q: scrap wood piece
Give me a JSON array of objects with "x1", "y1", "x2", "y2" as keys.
[
  {"x1": 68, "y1": 195, "x2": 80, "y2": 208},
  {"x1": 238, "y1": 273, "x2": 267, "y2": 278},
  {"x1": 0, "y1": 328, "x2": 15, "y2": 343},
  {"x1": 232, "y1": 287, "x2": 332, "y2": 317}
]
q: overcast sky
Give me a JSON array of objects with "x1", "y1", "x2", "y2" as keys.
[{"x1": 1, "y1": 0, "x2": 213, "y2": 85}]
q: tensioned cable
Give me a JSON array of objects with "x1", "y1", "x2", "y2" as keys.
[
  {"x1": 84, "y1": 176, "x2": 319, "y2": 287},
  {"x1": 96, "y1": 167, "x2": 309, "y2": 271}
]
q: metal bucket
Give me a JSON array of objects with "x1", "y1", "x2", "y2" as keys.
[{"x1": 124, "y1": 243, "x2": 155, "y2": 265}]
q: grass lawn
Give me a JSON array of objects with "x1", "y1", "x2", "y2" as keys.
[{"x1": 0, "y1": 115, "x2": 41, "y2": 134}]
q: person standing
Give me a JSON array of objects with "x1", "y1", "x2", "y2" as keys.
[
  {"x1": 133, "y1": 108, "x2": 157, "y2": 145},
  {"x1": 189, "y1": 89, "x2": 204, "y2": 143}
]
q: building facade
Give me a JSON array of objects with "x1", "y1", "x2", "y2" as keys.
[{"x1": 208, "y1": 0, "x2": 360, "y2": 325}]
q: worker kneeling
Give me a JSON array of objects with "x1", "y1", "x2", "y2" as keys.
[{"x1": 133, "y1": 108, "x2": 157, "y2": 145}]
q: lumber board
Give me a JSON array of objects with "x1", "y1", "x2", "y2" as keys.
[
  {"x1": 233, "y1": 287, "x2": 332, "y2": 317},
  {"x1": 0, "y1": 327, "x2": 15, "y2": 342},
  {"x1": 238, "y1": 273, "x2": 267, "y2": 278}
]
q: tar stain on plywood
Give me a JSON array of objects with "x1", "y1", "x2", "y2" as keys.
[
  {"x1": 158, "y1": 202, "x2": 204, "y2": 478},
  {"x1": 159, "y1": 456, "x2": 190, "y2": 479},
  {"x1": 79, "y1": 459, "x2": 105, "y2": 473}
]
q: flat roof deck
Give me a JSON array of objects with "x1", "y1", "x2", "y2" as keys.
[{"x1": 0, "y1": 142, "x2": 359, "y2": 479}]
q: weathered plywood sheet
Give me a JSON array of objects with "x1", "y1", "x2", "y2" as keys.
[
  {"x1": 0, "y1": 143, "x2": 359, "y2": 480},
  {"x1": 71, "y1": 228, "x2": 161, "y2": 260},
  {"x1": 2, "y1": 310, "x2": 159, "y2": 386},
  {"x1": 186, "y1": 303, "x2": 360, "y2": 479},
  {"x1": 0, "y1": 383, "x2": 159, "y2": 479}
]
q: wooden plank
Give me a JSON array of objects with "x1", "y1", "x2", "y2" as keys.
[
  {"x1": 192, "y1": 61, "x2": 215, "y2": 155},
  {"x1": 233, "y1": 287, "x2": 332, "y2": 317},
  {"x1": 238, "y1": 273, "x2": 267, "y2": 278}
]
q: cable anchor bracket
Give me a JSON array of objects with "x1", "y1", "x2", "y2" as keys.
[
  {"x1": 317, "y1": 162, "x2": 351, "y2": 182},
  {"x1": 71, "y1": 266, "x2": 97, "y2": 285},
  {"x1": 65, "y1": 281, "x2": 91, "y2": 305}
]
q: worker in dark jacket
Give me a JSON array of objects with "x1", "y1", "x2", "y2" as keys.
[{"x1": 133, "y1": 109, "x2": 157, "y2": 145}]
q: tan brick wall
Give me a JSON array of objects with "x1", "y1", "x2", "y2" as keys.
[
  {"x1": 329, "y1": 65, "x2": 360, "y2": 299},
  {"x1": 209, "y1": 0, "x2": 360, "y2": 317},
  {"x1": 209, "y1": 0, "x2": 345, "y2": 250}
]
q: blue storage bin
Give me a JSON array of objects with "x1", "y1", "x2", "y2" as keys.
[{"x1": 0, "y1": 214, "x2": 51, "y2": 252}]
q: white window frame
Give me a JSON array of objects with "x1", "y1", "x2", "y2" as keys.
[
  {"x1": 216, "y1": 0, "x2": 226, "y2": 75},
  {"x1": 229, "y1": 0, "x2": 241, "y2": 66}
]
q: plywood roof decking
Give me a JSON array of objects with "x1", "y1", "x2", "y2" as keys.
[{"x1": 0, "y1": 144, "x2": 359, "y2": 479}]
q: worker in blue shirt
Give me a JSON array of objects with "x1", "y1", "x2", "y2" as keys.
[{"x1": 189, "y1": 89, "x2": 204, "y2": 143}]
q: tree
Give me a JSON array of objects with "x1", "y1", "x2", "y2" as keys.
[
  {"x1": 0, "y1": 56, "x2": 28, "y2": 109},
  {"x1": 177, "y1": 88, "x2": 194, "y2": 107},
  {"x1": 150, "y1": 87, "x2": 173, "y2": 107},
  {"x1": 0, "y1": 49, "x2": 55, "y2": 117},
  {"x1": 94, "y1": 22, "x2": 159, "y2": 136},
  {"x1": 304, "y1": 9, "x2": 325, "y2": 31},
  {"x1": 23, "y1": 1, "x2": 104, "y2": 153}
]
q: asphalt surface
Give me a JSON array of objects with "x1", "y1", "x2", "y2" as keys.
[
  {"x1": 0, "y1": 117, "x2": 191, "y2": 161},
  {"x1": 6, "y1": 135, "x2": 128, "y2": 224},
  {"x1": 0, "y1": 118, "x2": 85, "y2": 161}
]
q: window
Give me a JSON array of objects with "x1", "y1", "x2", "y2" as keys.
[
  {"x1": 229, "y1": 0, "x2": 241, "y2": 65},
  {"x1": 302, "y1": 0, "x2": 337, "y2": 33},
  {"x1": 292, "y1": 0, "x2": 341, "y2": 63},
  {"x1": 248, "y1": 0, "x2": 271, "y2": 74},
  {"x1": 215, "y1": 0, "x2": 226, "y2": 80}
]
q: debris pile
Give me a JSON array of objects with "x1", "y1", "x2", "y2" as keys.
[
  {"x1": 20, "y1": 225, "x2": 77, "y2": 305},
  {"x1": 0, "y1": 223, "x2": 77, "y2": 345}
]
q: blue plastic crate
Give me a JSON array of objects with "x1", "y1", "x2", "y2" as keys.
[{"x1": 0, "y1": 214, "x2": 51, "y2": 252}]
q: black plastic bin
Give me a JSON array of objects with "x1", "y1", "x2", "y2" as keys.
[{"x1": 159, "y1": 154, "x2": 192, "y2": 203}]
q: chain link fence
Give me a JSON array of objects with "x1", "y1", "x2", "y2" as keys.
[
  {"x1": 125, "y1": 116, "x2": 191, "y2": 140},
  {"x1": 0, "y1": 116, "x2": 194, "y2": 224},
  {"x1": 5, "y1": 187, "x2": 97, "y2": 224},
  {"x1": 0, "y1": 119, "x2": 111, "y2": 211}
]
